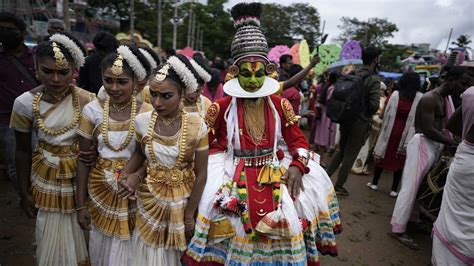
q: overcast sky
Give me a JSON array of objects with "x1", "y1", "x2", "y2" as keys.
[{"x1": 223, "y1": 0, "x2": 474, "y2": 50}]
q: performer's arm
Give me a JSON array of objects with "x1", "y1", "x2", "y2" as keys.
[
  {"x1": 184, "y1": 148, "x2": 208, "y2": 241},
  {"x1": 418, "y1": 96, "x2": 456, "y2": 145},
  {"x1": 446, "y1": 107, "x2": 462, "y2": 138},
  {"x1": 281, "y1": 55, "x2": 320, "y2": 91},
  {"x1": 15, "y1": 130, "x2": 37, "y2": 218},
  {"x1": 118, "y1": 143, "x2": 146, "y2": 199},
  {"x1": 76, "y1": 136, "x2": 94, "y2": 230}
]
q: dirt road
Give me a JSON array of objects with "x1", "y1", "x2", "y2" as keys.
[{"x1": 0, "y1": 164, "x2": 432, "y2": 265}]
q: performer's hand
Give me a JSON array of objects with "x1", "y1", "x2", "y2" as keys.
[
  {"x1": 184, "y1": 216, "x2": 195, "y2": 243},
  {"x1": 77, "y1": 208, "x2": 92, "y2": 230},
  {"x1": 310, "y1": 55, "x2": 321, "y2": 67},
  {"x1": 118, "y1": 174, "x2": 139, "y2": 199},
  {"x1": 19, "y1": 193, "x2": 37, "y2": 219},
  {"x1": 283, "y1": 166, "x2": 304, "y2": 198},
  {"x1": 78, "y1": 144, "x2": 98, "y2": 166}
]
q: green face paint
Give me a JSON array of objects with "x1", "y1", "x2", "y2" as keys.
[{"x1": 238, "y1": 62, "x2": 266, "y2": 93}]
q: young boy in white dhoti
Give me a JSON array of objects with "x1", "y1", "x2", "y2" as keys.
[
  {"x1": 390, "y1": 66, "x2": 473, "y2": 249},
  {"x1": 432, "y1": 86, "x2": 474, "y2": 265}
]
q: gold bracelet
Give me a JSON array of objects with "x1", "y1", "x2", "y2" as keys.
[{"x1": 76, "y1": 205, "x2": 88, "y2": 211}]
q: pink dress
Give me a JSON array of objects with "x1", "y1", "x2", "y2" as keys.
[{"x1": 313, "y1": 85, "x2": 336, "y2": 147}]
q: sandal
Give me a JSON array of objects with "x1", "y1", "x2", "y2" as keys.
[{"x1": 388, "y1": 232, "x2": 420, "y2": 250}]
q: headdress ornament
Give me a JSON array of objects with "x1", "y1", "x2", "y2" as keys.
[
  {"x1": 117, "y1": 45, "x2": 147, "y2": 81},
  {"x1": 49, "y1": 33, "x2": 85, "y2": 69},
  {"x1": 139, "y1": 48, "x2": 158, "y2": 70},
  {"x1": 230, "y1": 2, "x2": 269, "y2": 63},
  {"x1": 154, "y1": 55, "x2": 199, "y2": 94},
  {"x1": 190, "y1": 59, "x2": 211, "y2": 83},
  {"x1": 111, "y1": 55, "x2": 124, "y2": 76}
]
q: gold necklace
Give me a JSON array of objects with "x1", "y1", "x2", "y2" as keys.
[
  {"x1": 146, "y1": 111, "x2": 188, "y2": 166},
  {"x1": 158, "y1": 111, "x2": 182, "y2": 126},
  {"x1": 102, "y1": 95, "x2": 137, "y2": 152},
  {"x1": 110, "y1": 101, "x2": 132, "y2": 113},
  {"x1": 243, "y1": 98, "x2": 266, "y2": 145},
  {"x1": 32, "y1": 87, "x2": 80, "y2": 136},
  {"x1": 44, "y1": 87, "x2": 70, "y2": 101}
]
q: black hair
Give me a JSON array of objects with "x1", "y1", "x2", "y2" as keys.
[
  {"x1": 193, "y1": 52, "x2": 204, "y2": 60},
  {"x1": 442, "y1": 65, "x2": 466, "y2": 81},
  {"x1": 320, "y1": 71, "x2": 340, "y2": 104},
  {"x1": 176, "y1": 54, "x2": 203, "y2": 86},
  {"x1": 288, "y1": 64, "x2": 303, "y2": 77},
  {"x1": 362, "y1": 46, "x2": 382, "y2": 65},
  {"x1": 152, "y1": 55, "x2": 202, "y2": 94},
  {"x1": 208, "y1": 68, "x2": 222, "y2": 87},
  {"x1": 280, "y1": 54, "x2": 293, "y2": 66},
  {"x1": 141, "y1": 46, "x2": 161, "y2": 70},
  {"x1": 422, "y1": 76, "x2": 439, "y2": 92},
  {"x1": 165, "y1": 48, "x2": 176, "y2": 56},
  {"x1": 35, "y1": 32, "x2": 86, "y2": 68},
  {"x1": 398, "y1": 72, "x2": 420, "y2": 100},
  {"x1": 93, "y1": 31, "x2": 119, "y2": 53},
  {"x1": 124, "y1": 45, "x2": 151, "y2": 78},
  {"x1": 101, "y1": 53, "x2": 134, "y2": 78},
  {"x1": 100, "y1": 46, "x2": 150, "y2": 80},
  {"x1": 0, "y1": 12, "x2": 27, "y2": 31}
]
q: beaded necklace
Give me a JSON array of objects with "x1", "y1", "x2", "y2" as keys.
[
  {"x1": 32, "y1": 87, "x2": 80, "y2": 136},
  {"x1": 145, "y1": 110, "x2": 188, "y2": 167},
  {"x1": 102, "y1": 95, "x2": 137, "y2": 152}
]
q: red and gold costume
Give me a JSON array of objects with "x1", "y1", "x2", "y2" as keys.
[{"x1": 183, "y1": 3, "x2": 341, "y2": 266}]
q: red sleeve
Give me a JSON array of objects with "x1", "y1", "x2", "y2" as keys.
[
  {"x1": 270, "y1": 95, "x2": 308, "y2": 150},
  {"x1": 205, "y1": 96, "x2": 232, "y2": 152}
]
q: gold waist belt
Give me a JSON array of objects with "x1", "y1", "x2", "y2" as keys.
[
  {"x1": 96, "y1": 157, "x2": 128, "y2": 172},
  {"x1": 147, "y1": 163, "x2": 195, "y2": 186},
  {"x1": 37, "y1": 141, "x2": 78, "y2": 157}
]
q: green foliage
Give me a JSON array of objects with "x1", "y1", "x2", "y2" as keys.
[
  {"x1": 336, "y1": 17, "x2": 398, "y2": 47},
  {"x1": 260, "y1": 3, "x2": 321, "y2": 50},
  {"x1": 86, "y1": 0, "x2": 321, "y2": 59}
]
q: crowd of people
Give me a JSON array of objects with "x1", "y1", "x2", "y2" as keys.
[{"x1": 1, "y1": 1, "x2": 473, "y2": 265}]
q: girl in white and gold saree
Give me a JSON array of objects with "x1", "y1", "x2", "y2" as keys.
[
  {"x1": 118, "y1": 54, "x2": 208, "y2": 265},
  {"x1": 10, "y1": 33, "x2": 95, "y2": 265},
  {"x1": 75, "y1": 45, "x2": 153, "y2": 266}
]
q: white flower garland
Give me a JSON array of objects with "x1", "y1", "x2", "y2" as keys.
[
  {"x1": 139, "y1": 48, "x2": 158, "y2": 70},
  {"x1": 190, "y1": 59, "x2": 211, "y2": 83},
  {"x1": 49, "y1": 34, "x2": 85, "y2": 69},
  {"x1": 167, "y1": 56, "x2": 199, "y2": 93},
  {"x1": 117, "y1": 45, "x2": 147, "y2": 81}
]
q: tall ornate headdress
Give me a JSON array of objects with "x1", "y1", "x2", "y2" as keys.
[{"x1": 223, "y1": 2, "x2": 279, "y2": 98}]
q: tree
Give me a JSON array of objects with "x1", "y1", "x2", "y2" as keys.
[
  {"x1": 260, "y1": 4, "x2": 293, "y2": 48},
  {"x1": 287, "y1": 3, "x2": 320, "y2": 49},
  {"x1": 452, "y1": 34, "x2": 472, "y2": 49},
  {"x1": 260, "y1": 3, "x2": 321, "y2": 50},
  {"x1": 336, "y1": 17, "x2": 398, "y2": 47}
]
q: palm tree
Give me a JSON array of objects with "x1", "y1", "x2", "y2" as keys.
[{"x1": 452, "y1": 34, "x2": 472, "y2": 49}]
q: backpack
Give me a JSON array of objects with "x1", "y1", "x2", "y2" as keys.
[{"x1": 326, "y1": 72, "x2": 370, "y2": 124}]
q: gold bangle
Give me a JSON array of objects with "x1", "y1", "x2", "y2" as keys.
[{"x1": 76, "y1": 205, "x2": 88, "y2": 211}]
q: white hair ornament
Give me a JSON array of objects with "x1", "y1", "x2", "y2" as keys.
[
  {"x1": 117, "y1": 45, "x2": 147, "y2": 81},
  {"x1": 49, "y1": 33, "x2": 85, "y2": 69}
]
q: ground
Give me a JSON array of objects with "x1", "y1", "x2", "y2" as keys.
[{"x1": 0, "y1": 157, "x2": 432, "y2": 266}]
